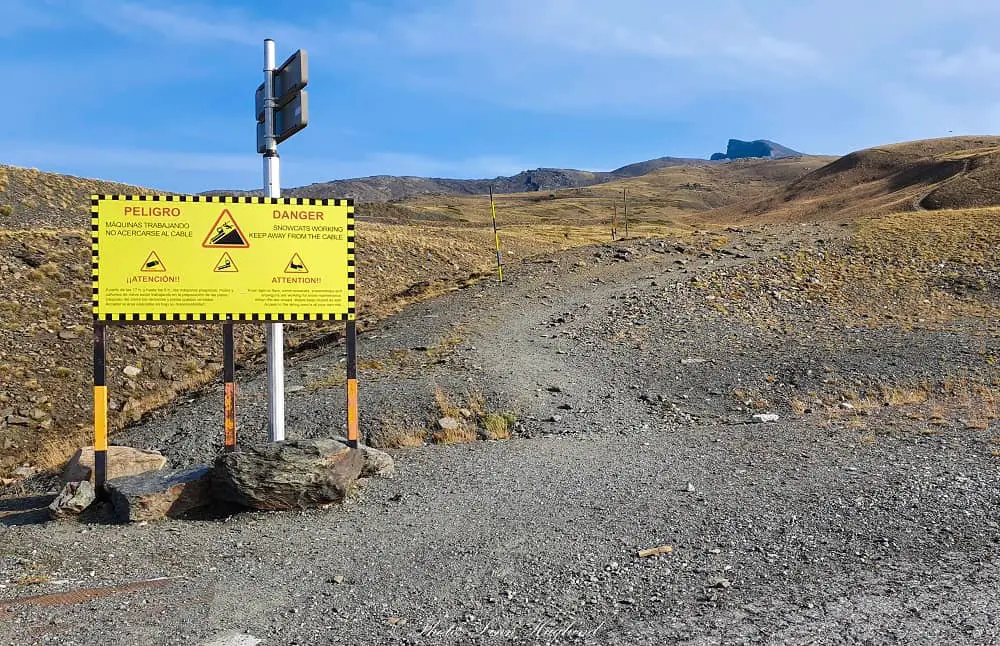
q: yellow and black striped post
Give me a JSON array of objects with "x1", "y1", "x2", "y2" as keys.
[
  {"x1": 223, "y1": 322, "x2": 237, "y2": 452},
  {"x1": 346, "y1": 320, "x2": 359, "y2": 448},
  {"x1": 93, "y1": 322, "x2": 108, "y2": 490},
  {"x1": 489, "y1": 186, "x2": 503, "y2": 282},
  {"x1": 345, "y1": 207, "x2": 359, "y2": 448}
]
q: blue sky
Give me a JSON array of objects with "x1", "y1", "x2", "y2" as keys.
[{"x1": 4, "y1": 0, "x2": 1000, "y2": 192}]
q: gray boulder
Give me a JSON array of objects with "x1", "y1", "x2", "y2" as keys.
[
  {"x1": 48, "y1": 481, "x2": 96, "y2": 519},
  {"x1": 212, "y1": 439, "x2": 363, "y2": 511},
  {"x1": 63, "y1": 445, "x2": 167, "y2": 484},
  {"x1": 361, "y1": 445, "x2": 395, "y2": 479},
  {"x1": 106, "y1": 466, "x2": 213, "y2": 522}
]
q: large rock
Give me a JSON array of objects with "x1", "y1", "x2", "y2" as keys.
[
  {"x1": 106, "y1": 466, "x2": 213, "y2": 522},
  {"x1": 48, "y1": 481, "x2": 96, "y2": 519},
  {"x1": 361, "y1": 445, "x2": 395, "y2": 479},
  {"x1": 212, "y1": 439, "x2": 363, "y2": 511},
  {"x1": 63, "y1": 445, "x2": 167, "y2": 484}
]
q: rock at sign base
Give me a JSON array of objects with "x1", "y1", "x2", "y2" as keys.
[
  {"x1": 437, "y1": 417, "x2": 460, "y2": 431},
  {"x1": 751, "y1": 413, "x2": 780, "y2": 424},
  {"x1": 106, "y1": 466, "x2": 213, "y2": 522},
  {"x1": 361, "y1": 445, "x2": 395, "y2": 479},
  {"x1": 212, "y1": 439, "x2": 363, "y2": 511},
  {"x1": 48, "y1": 480, "x2": 96, "y2": 520},
  {"x1": 63, "y1": 445, "x2": 167, "y2": 484}
]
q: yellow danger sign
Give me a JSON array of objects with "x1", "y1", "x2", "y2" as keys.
[{"x1": 91, "y1": 195, "x2": 355, "y2": 322}]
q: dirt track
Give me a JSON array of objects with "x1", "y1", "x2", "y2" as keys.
[{"x1": 2, "y1": 227, "x2": 998, "y2": 645}]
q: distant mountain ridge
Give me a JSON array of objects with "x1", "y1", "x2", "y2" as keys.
[
  {"x1": 207, "y1": 142, "x2": 809, "y2": 203},
  {"x1": 710, "y1": 139, "x2": 803, "y2": 161}
]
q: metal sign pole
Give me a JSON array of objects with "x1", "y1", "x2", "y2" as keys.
[{"x1": 263, "y1": 38, "x2": 285, "y2": 442}]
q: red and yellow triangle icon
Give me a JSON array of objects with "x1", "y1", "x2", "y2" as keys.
[{"x1": 202, "y1": 209, "x2": 250, "y2": 248}]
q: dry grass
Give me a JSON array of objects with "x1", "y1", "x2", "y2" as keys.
[
  {"x1": 698, "y1": 207, "x2": 1000, "y2": 330},
  {"x1": 433, "y1": 387, "x2": 461, "y2": 419},
  {"x1": 367, "y1": 387, "x2": 516, "y2": 449},
  {"x1": 822, "y1": 381, "x2": 999, "y2": 435},
  {"x1": 880, "y1": 386, "x2": 930, "y2": 407},
  {"x1": 430, "y1": 387, "x2": 478, "y2": 444},
  {"x1": 481, "y1": 412, "x2": 515, "y2": 440},
  {"x1": 431, "y1": 424, "x2": 478, "y2": 444},
  {"x1": 371, "y1": 415, "x2": 427, "y2": 449},
  {"x1": 0, "y1": 164, "x2": 151, "y2": 230}
]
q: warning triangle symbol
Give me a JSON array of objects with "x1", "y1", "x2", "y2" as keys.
[
  {"x1": 214, "y1": 252, "x2": 239, "y2": 273},
  {"x1": 140, "y1": 250, "x2": 166, "y2": 272},
  {"x1": 284, "y1": 252, "x2": 308, "y2": 273},
  {"x1": 202, "y1": 209, "x2": 250, "y2": 248}
]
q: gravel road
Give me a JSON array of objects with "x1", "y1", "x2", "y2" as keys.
[{"x1": 2, "y1": 227, "x2": 998, "y2": 645}]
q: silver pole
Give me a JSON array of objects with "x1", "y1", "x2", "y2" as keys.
[{"x1": 263, "y1": 38, "x2": 285, "y2": 442}]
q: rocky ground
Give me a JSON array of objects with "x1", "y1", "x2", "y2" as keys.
[{"x1": 1, "y1": 224, "x2": 998, "y2": 645}]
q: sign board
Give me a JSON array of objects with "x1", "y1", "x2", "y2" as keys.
[
  {"x1": 255, "y1": 49, "x2": 308, "y2": 122},
  {"x1": 91, "y1": 195, "x2": 355, "y2": 322},
  {"x1": 256, "y1": 91, "x2": 309, "y2": 153}
]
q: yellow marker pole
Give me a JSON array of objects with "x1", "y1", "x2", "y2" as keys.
[
  {"x1": 345, "y1": 320, "x2": 359, "y2": 448},
  {"x1": 93, "y1": 322, "x2": 108, "y2": 490},
  {"x1": 489, "y1": 186, "x2": 503, "y2": 282},
  {"x1": 345, "y1": 206, "x2": 359, "y2": 448},
  {"x1": 223, "y1": 322, "x2": 237, "y2": 451},
  {"x1": 612, "y1": 202, "x2": 618, "y2": 241},
  {"x1": 623, "y1": 188, "x2": 629, "y2": 239}
]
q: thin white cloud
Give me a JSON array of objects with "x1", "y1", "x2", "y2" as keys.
[
  {"x1": 73, "y1": 0, "x2": 370, "y2": 54},
  {"x1": 915, "y1": 46, "x2": 1000, "y2": 81},
  {"x1": 340, "y1": 0, "x2": 829, "y2": 117},
  {"x1": 77, "y1": 0, "x2": 303, "y2": 48},
  {"x1": 385, "y1": 0, "x2": 818, "y2": 70},
  {"x1": 344, "y1": 0, "x2": 1000, "y2": 137}
]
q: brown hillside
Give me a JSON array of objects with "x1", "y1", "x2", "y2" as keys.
[
  {"x1": 703, "y1": 136, "x2": 1000, "y2": 224},
  {"x1": 400, "y1": 156, "x2": 835, "y2": 227},
  {"x1": 0, "y1": 166, "x2": 151, "y2": 229}
]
